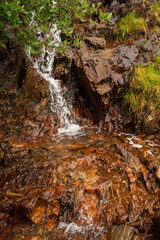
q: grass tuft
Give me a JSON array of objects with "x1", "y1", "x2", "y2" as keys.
[
  {"x1": 151, "y1": 1, "x2": 160, "y2": 24},
  {"x1": 114, "y1": 11, "x2": 147, "y2": 40},
  {"x1": 123, "y1": 56, "x2": 160, "y2": 123}
]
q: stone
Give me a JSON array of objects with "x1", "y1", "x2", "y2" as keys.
[
  {"x1": 123, "y1": 58, "x2": 131, "y2": 70},
  {"x1": 106, "y1": 224, "x2": 135, "y2": 240},
  {"x1": 45, "y1": 217, "x2": 57, "y2": 231},
  {"x1": 24, "y1": 237, "x2": 44, "y2": 240},
  {"x1": 145, "y1": 135, "x2": 155, "y2": 140},
  {"x1": 155, "y1": 166, "x2": 160, "y2": 179},
  {"x1": 30, "y1": 203, "x2": 46, "y2": 224},
  {"x1": 84, "y1": 37, "x2": 106, "y2": 50},
  {"x1": 143, "y1": 40, "x2": 153, "y2": 52},
  {"x1": 110, "y1": 136, "x2": 123, "y2": 144},
  {"x1": 111, "y1": 73, "x2": 124, "y2": 86}
]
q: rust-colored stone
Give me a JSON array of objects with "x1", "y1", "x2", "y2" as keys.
[
  {"x1": 155, "y1": 166, "x2": 160, "y2": 179},
  {"x1": 45, "y1": 217, "x2": 57, "y2": 231},
  {"x1": 24, "y1": 236, "x2": 44, "y2": 240},
  {"x1": 30, "y1": 204, "x2": 46, "y2": 224}
]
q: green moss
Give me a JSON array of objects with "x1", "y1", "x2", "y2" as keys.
[
  {"x1": 114, "y1": 11, "x2": 147, "y2": 40},
  {"x1": 151, "y1": 1, "x2": 160, "y2": 14},
  {"x1": 123, "y1": 56, "x2": 160, "y2": 120},
  {"x1": 151, "y1": 1, "x2": 160, "y2": 24}
]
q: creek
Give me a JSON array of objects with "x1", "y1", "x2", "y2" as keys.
[
  {"x1": 0, "y1": 130, "x2": 160, "y2": 240},
  {"x1": 0, "y1": 5, "x2": 160, "y2": 240}
]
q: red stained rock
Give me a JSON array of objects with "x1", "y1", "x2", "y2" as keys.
[
  {"x1": 30, "y1": 201, "x2": 47, "y2": 224},
  {"x1": 155, "y1": 166, "x2": 160, "y2": 179},
  {"x1": 24, "y1": 236, "x2": 44, "y2": 240},
  {"x1": 57, "y1": 165, "x2": 64, "y2": 174},
  {"x1": 127, "y1": 173, "x2": 137, "y2": 183},
  {"x1": 51, "y1": 200, "x2": 60, "y2": 216},
  {"x1": 130, "y1": 183, "x2": 137, "y2": 192},
  {"x1": 84, "y1": 37, "x2": 106, "y2": 50},
  {"x1": 45, "y1": 217, "x2": 57, "y2": 231}
]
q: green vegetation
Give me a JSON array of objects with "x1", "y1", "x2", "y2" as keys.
[
  {"x1": 0, "y1": 0, "x2": 112, "y2": 54},
  {"x1": 150, "y1": 1, "x2": 160, "y2": 23},
  {"x1": 114, "y1": 11, "x2": 146, "y2": 40},
  {"x1": 123, "y1": 55, "x2": 160, "y2": 123}
]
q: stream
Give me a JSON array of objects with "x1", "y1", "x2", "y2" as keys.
[
  {"x1": 0, "y1": 130, "x2": 160, "y2": 239},
  {"x1": 0, "y1": 3, "x2": 160, "y2": 240}
]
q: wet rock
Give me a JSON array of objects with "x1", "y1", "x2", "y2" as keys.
[
  {"x1": 0, "y1": 132, "x2": 160, "y2": 239},
  {"x1": 145, "y1": 135, "x2": 155, "y2": 140},
  {"x1": 84, "y1": 37, "x2": 106, "y2": 50},
  {"x1": 115, "y1": 144, "x2": 143, "y2": 171},
  {"x1": 110, "y1": 136, "x2": 123, "y2": 144},
  {"x1": 111, "y1": 73, "x2": 124, "y2": 86},
  {"x1": 106, "y1": 224, "x2": 136, "y2": 240},
  {"x1": 24, "y1": 237, "x2": 44, "y2": 240},
  {"x1": 155, "y1": 166, "x2": 160, "y2": 179},
  {"x1": 45, "y1": 217, "x2": 57, "y2": 231},
  {"x1": 30, "y1": 202, "x2": 46, "y2": 224},
  {"x1": 0, "y1": 45, "x2": 26, "y2": 94},
  {"x1": 55, "y1": 24, "x2": 159, "y2": 134}
]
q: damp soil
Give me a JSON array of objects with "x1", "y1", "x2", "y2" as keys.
[{"x1": 0, "y1": 129, "x2": 160, "y2": 240}]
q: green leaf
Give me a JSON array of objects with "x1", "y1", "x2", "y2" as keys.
[
  {"x1": 7, "y1": 11, "x2": 11, "y2": 17},
  {"x1": 0, "y1": 42, "x2": 7, "y2": 49},
  {"x1": 107, "y1": 12, "x2": 112, "y2": 19},
  {"x1": 97, "y1": 2, "x2": 102, "y2": 8}
]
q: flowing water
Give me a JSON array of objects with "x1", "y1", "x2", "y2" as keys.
[
  {"x1": 0, "y1": 3, "x2": 160, "y2": 240},
  {"x1": 28, "y1": 5, "x2": 81, "y2": 136},
  {"x1": 0, "y1": 131, "x2": 160, "y2": 239}
]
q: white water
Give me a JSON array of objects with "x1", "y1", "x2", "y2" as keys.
[
  {"x1": 58, "y1": 222, "x2": 106, "y2": 239},
  {"x1": 28, "y1": 4, "x2": 81, "y2": 136}
]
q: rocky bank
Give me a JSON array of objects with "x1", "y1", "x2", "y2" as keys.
[
  {"x1": 0, "y1": 0, "x2": 160, "y2": 240},
  {"x1": 55, "y1": 0, "x2": 160, "y2": 135}
]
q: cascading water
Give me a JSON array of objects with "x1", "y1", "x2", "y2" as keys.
[{"x1": 28, "y1": 4, "x2": 81, "y2": 136}]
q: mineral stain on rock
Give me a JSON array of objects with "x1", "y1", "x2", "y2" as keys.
[
  {"x1": 0, "y1": 0, "x2": 160, "y2": 240},
  {"x1": 0, "y1": 131, "x2": 159, "y2": 240}
]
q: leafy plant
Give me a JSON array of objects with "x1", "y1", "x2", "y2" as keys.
[
  {"x1": 114, "y1": 11, "x2": 147, "y2": 40},
  {"x1": 0, "y1": 0, "x2": 112, "y2": 54},
  {"x1": 123, "y1": 56, "x2": 160, "y2": 122},
  {"x1": 99, "y1": 10, "x2": 112, "y2": 21}
]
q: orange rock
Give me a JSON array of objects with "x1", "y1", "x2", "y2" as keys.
[
  {"x1": 130, "y1": 183, "x2": 137, "y2": 192},
  {"x1": 137, "y1": 134, "x2": 146, "y2": 138},
  {"x1": 57, "y1": 165, "x2": 64, "y2": 174},
  {"x1": 75, "y1": 179, "x2": 81, "y2": 187},
  {"x1": 45, "y1": 217, "x2": 57, "y2": 231},
  {"x1": 84, "y1": 159, "x2": 89, "y2": 166},
  {"x1": 156, "y1": 166, "x2": 160, "y2": 179},
  {"x1": 24, "y1": 236, "x2": 44, "y2": 240},
  {"x1": 30, "y1": 205, "x2": 46, "y2": 224},
  {"x1": 127, "y1": 172, "x2": 137, "y2": 183},
  {"x1": 52, "y1": 200, "x2": 60, "y2": 216},
  {"x1": 83, "y1": 146, "x2": 95, "y2": 155}
]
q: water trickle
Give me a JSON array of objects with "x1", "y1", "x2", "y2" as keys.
[{"x1": 28, "y1": 6, "x2": 81, "y2": 136}]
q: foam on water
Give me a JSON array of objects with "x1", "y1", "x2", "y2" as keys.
[
  {"x1": 58, "y1": 124, "x2": 81, "y2": 135},
  {"x1": 58, "y1": 221, "x2": 106, "y2": 239},
  {"x1": 132, "y1": 143, "x2": 143, "y2": 148}
]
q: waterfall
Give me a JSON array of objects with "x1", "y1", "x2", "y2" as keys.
[{"x1": 28, "y1": 5, "x2": 81, "y2": 136}]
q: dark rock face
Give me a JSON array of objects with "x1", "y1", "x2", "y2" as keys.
[
  {"x1": 0, "y1": 42, "x2": 52, "y2": 141},
  {"x1": 0, "y1": 43, "x2": 27, "y2": 94},
  {"x1": 55, "y1": 0, "x2": 160, "y2": 134}
]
